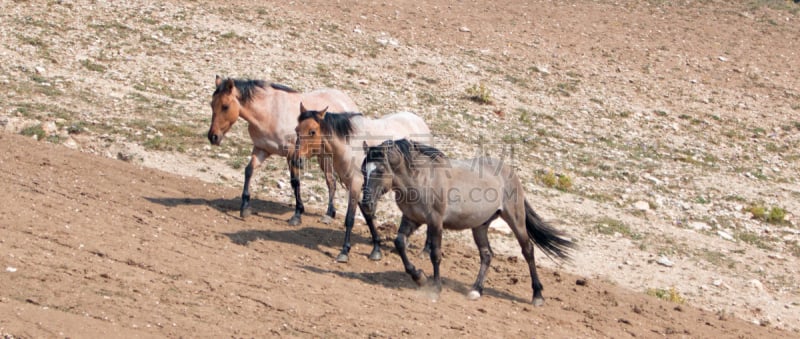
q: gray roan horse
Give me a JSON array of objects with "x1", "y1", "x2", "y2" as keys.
[
  {"x1": 208, "y1": 76, "x2": 358, "y2": 225},
  {"x1": 294, "y1": 106, "x2": 431, "y2": 263},
  {"x1": 360, "y1": 139, "x2": 573, "y2": 305}
]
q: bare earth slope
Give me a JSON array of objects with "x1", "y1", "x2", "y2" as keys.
[
  {"x1": 0, "y1": 132, "x2": 784, "y2": 339},
  {"x1": 1, "y1": 0, "x2": 800, "y2": 337}
]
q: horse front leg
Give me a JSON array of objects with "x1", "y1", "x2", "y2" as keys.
[
  {"x1": 358, "y1": 198, "x2": 383, "y2": 261},
  {"x1": 287, "y1": 157, "x2": 304, "y2": 226},
  {"x1": 395, "y1": 216, "x2": 426, "y2": 285},
  {"x1": 240, "y1": 149, "x2": 267, "y2": 218},
  {"x1": 319, "y1": 154, "x2": 336, "y2": 224},
  {"x1": 336, "y1": 190, "x2": 358, "y2": 263}
]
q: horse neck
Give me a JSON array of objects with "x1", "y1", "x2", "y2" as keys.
[
  {"x1": 325, "y1": 133, "x2": 363, "y2": 183},
  {"x1": 239, "y1": 87, "x2": 300, "y2": 131}
]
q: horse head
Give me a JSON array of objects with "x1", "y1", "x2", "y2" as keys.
[
  {"x1": 360, "y1": 140, "x2": 403, "y2": 215},
  {"x1": 208, "y1": 75, "x2": 243, "y2": 145},
  {"x1": 293, "y1": 102, "x2": 328, "y2": 168}
]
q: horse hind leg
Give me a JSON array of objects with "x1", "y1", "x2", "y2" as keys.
[
  {"x1": 467, "y1": 222, "x2": 493, "y2": 301},
  {"x1": 426, "y1": 218, "x2": 444, "y2": 293},
  {"x1": 503, "y1": 208, "x2": 545, "y2": 306}
]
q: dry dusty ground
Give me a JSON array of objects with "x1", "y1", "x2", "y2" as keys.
[
  {"x1": 1, "y1": 0, "x2": 800, "y2": 337},
  {"x1": 0, "y1": 132, "x2": 786, "y2": 338}
]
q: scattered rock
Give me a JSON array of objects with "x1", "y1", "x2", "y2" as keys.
[
  {"x1": 633, "y1": 200, "x2": 650, "y2": 211},
  {"x1": 576, "y1": 279, "x2": 587, "y2": 286},
  {"x1": 458, "y1": 26, "x2": 471, "y2": 32},
  {"x1": 748, "y1": 279, "x2": 764, "y2": 292},
  {"x1": 717, "y1": 230, "x2": 734, "y2": 241},
  {"x1": 656, "y1": 256, "x2": 674, "y2": 267},
  {"x1": 689, "y1": 221, "x2": 710, "y2": 231}
]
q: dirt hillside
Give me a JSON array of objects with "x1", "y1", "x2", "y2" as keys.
[{"x1": 1, "y1": 0, "x2": 799, "y2": 337}]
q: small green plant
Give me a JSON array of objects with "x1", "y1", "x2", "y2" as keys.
[
  {"x1": 20, "y1": 124, "x2": 46, "y2": 141},
  {"x1": 749, "y1": 204, "x2": 786, "y2": 224},
  {"x1": 767, "y1": 206, "x2": 786, "y2": 223},
  {"x1": 538, "y1": 170, "x2": 557, "y2": 188},
  {"x1": 80, "y1": 59, "x2": 107, "y2": 73},
  {"x1": 465, "y1": 82, "x2": 493, "y2": 104},
  {"x1": 646, "y1": 287, "x2": 684, "y2": 303},
  {"x1": 593, "y1": 217, "x2": 638, "y2": 239},
  {"x1": 557, "y1": 174, "x2": 573, "y2": 191},
  {"x1": 227, "y1": 157, "x2": 248, "y2": 170},
  {"x1": 749, "y1": 205, "x2": 766, "y2": 219}
]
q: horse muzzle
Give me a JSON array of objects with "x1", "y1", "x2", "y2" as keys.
[{"x1": 208, "y1": 131, "x2": 222, "y2": 145}]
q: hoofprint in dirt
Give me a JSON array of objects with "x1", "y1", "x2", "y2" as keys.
[
  {"x1": 1, "y1": 0, "x2": 799, "y2": 334},
  {"x1": 0, "y1": 132, "x2": 788, "y2": 338}
]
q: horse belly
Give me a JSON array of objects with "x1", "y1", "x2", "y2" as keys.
[{"x1": 442, "y1": 203, "x2": 499, "y2": 230}]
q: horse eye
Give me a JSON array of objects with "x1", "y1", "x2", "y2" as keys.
[
  {"x1": 310, "y1": 130, "x2": 316, "y2": 136},
  {"x1": 221, "y1": 104, "x2": 230, "y2": 111}
]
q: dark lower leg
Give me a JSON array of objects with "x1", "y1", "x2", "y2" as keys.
[
  {"x1": 359, "y1": 201, "x2": 382, "y2": 261},
  {"x1": 240, "y1": 161, "x2": 253, "y2": 218},
  {"x1": 288, "y1": 164, "x2": 303, "y2": 225},
  {"x1": 336, "y1": 200, "x2": 357, "y2": 263},
  {"x1": 395, "y1": 219, "x2": 424, "y2": 284},
  {"x1": 471, "y1": 226, "x2": 493, "y2": 296},
  {"x1": 323, "y1": 157, "x2": 336, "y2": 218},
  {"x1": 521, "y1": 241, "x2": 545, "y2": 305},
  {"x1": 427, "y1": 226, "x2": 443, "y2": 292}
]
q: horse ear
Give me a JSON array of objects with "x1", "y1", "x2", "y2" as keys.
[
  {"x1": 215, "y1": 75, "x2": 223, "y2": 86},
  {"x1": 224, "y1": 78, "x2": 235, "y2": 92},
  {"x1": 362, "y1": 141, "x2": 369, "y2": 154},
  {"x1": 316, "y1": 106, "x2": 328, "y2": 120},
  {"x1": 300, "y1": 102, "x2": 307, "y2": 113}
]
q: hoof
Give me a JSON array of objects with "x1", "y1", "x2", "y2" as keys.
[
  {"x1": 336, "y1": 253, "x2": 349, "y2": 263},
  {"x1": 532, "y1": 297, "x2": 545, "y2": 307},
  {"x1": 319, "y1": 215, "x2": 334, "y2": 224},
  {"x1": 368, "y1": 249, "x2": 382, "y2": 261},
  {"x1": 240, "y1": 208, "x2": 252, "y2": 218},
  {"x1": 413, "y1": 270, "x2": 427, "y2": 286},
  {"x1": 287, "y1": 215, "x2": 301, "y2": 226},
  {"x1": 467, "y1": 290, "x2": 481, "y2": 300}
]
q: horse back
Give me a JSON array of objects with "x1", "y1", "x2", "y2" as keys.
[
  {"x1": 362, "y1": 111, "x2": 431, "y2": 145},
  {"x1": 301, "y1": 89, "x2": 359, "y2": 113}
]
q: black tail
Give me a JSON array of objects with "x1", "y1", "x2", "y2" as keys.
[{"x1": 524, "y1": 200, "x2": 574, "y2": 261}]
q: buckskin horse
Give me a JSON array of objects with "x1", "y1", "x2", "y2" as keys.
[
  {"x1": 207, "y1": 76, "x2": 358, "y2": 225},
  {"x1": 294, "y1": 105, "x2": 432, "y2": 263}
]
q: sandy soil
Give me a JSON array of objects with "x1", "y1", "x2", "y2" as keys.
[
  {"x1": 1, "y1": 0, "x2": 799, "y2": 337},
  {"x1": 0, "y1": 132, "x2": 786, "y2": 338}
]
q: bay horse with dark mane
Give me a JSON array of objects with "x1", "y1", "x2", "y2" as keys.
[
  {"x1": 294, "y1": 105, "x2": 432, "y2": 263},
  {"x1": 208, "y1": 76, "x2": 358, "y2": 225},
  {"x1": 360, "y1": 139, "x2": 574, "y2": 305}
]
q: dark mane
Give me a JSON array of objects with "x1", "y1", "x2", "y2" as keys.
[
  {"x1": 394, "y1": 139, "x2": 446, "y2": 165},
  {"x1": 365, "y1": 139, "x2": 446, "y2": 170},
  {"x1": 298, "y1": 110, "x2": 363, "y2": 139},
  {"x1": 270, "y1": 83, "x2": 298, "y2": 93},
  {"x1": 213, "y1": 78, "x2": 266, "y2": 103},
  {"x1": 213, "y1": 79, "x2": 297, "y2": 103}
]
